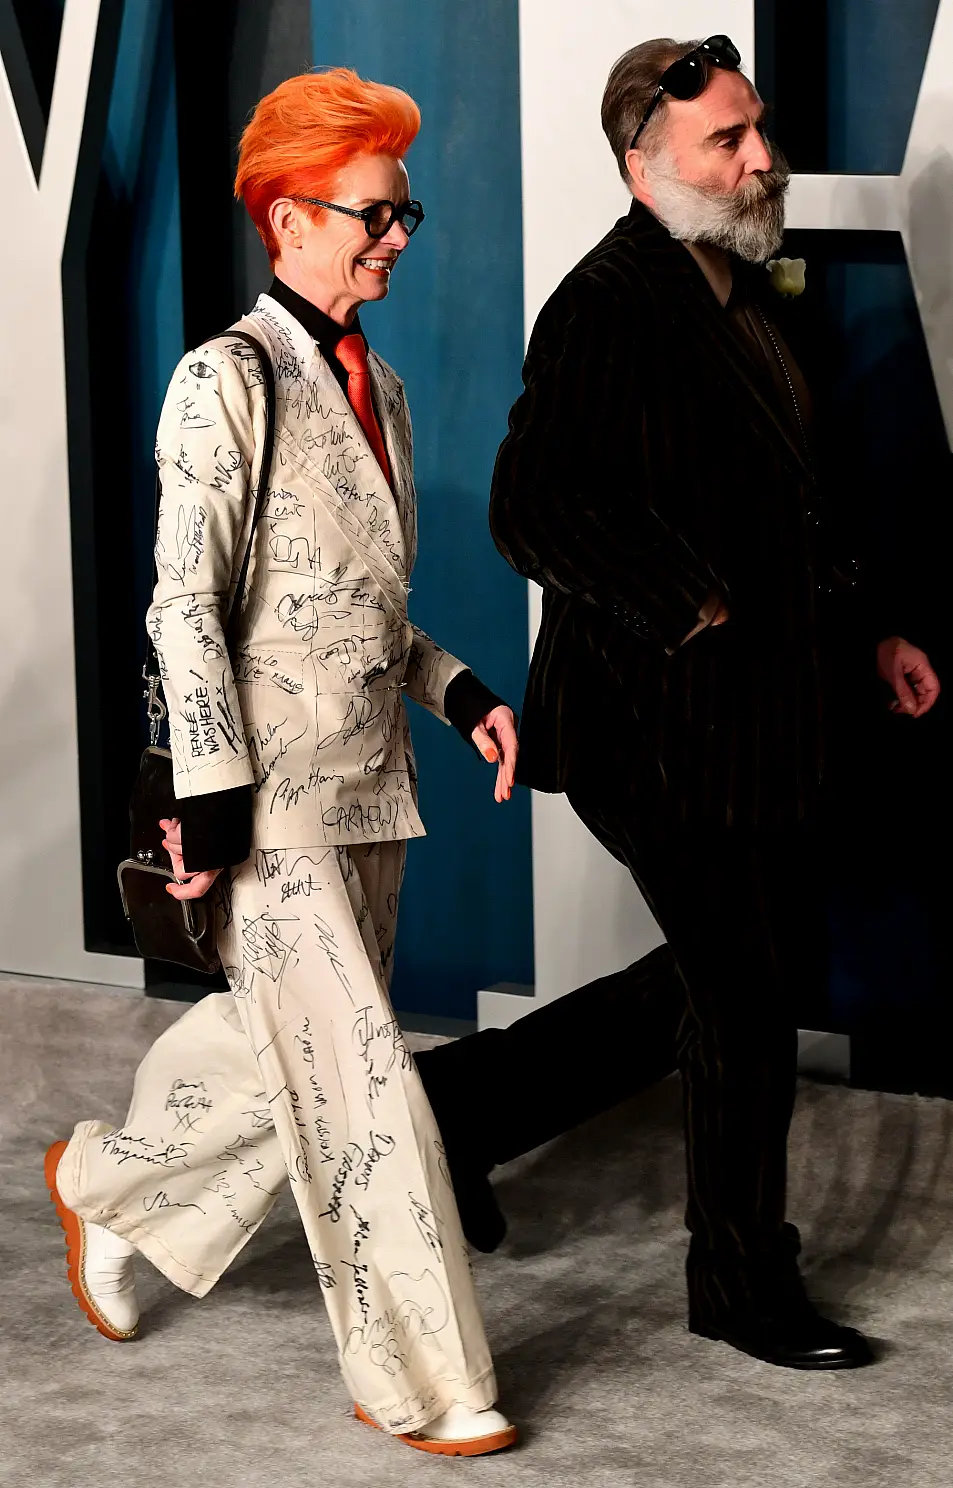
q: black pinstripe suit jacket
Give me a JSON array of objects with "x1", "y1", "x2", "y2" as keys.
[{"x1": 490, "y1": 201, "x2": 830, "y2": 831}]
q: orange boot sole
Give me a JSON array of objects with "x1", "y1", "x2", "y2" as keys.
[
  {"x1": 44, "y1": 1140, "x2": 138, "y2": 1342},
  {"x1": 354, "y1": 1401, "x2": 517, "y2": 1456}
]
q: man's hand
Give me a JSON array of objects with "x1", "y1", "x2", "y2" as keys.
[
  {"x1": 159, "y1": 818, "x2": 223, "y2": 899},
  {"x1": 876, "y1": 637, "x2": 941, "y2": 718},
  {"x1": 471, "y1": 706, "x2": 519, "y2": 802},
  {"x1": 676, "y1": 592, "x2": 729, "y2": 651}
]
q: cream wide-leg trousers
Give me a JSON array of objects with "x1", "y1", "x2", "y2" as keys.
[{"x1": 57, "y1": 842, "x2": 496, "y2": 1434}]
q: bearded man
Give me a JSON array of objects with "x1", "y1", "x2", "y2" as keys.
[{"x1": 419, "y1": 34, "x2": 942, "y2": 1372}]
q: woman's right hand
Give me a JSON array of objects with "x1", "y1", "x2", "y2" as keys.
[
  {"x1": 471, "y1": 705, "x2": 519, "y2": 802},
  {"x1": 159, "y1": 818, "x2": 223, "y2": 900}
]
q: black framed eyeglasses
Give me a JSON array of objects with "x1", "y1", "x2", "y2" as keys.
[
  {"x1": 291, "y1": 196, "x2": 425, "y2": 239},
  {"x1": 629, "y1": 34, "x2": 743, "y2": 150}
]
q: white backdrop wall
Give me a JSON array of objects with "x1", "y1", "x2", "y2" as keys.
[{"x1": 0, "y1": 0, "x2": 143, "y2": 987}]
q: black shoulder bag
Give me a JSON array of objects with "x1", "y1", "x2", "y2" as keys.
[{"x1": 117, "y1": 330, "x2": 276, "y2": 971}]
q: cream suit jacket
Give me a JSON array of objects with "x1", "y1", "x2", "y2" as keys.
[{"x1": 147, "y1": 293, "x2": 468, "y2": 849}]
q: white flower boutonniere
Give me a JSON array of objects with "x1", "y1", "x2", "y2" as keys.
[{"x1": 766, "y1": 256, "x2": 806, "y2": 297}]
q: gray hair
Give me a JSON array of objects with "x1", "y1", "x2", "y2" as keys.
[{"x1": 601, "y1": 37, "x2": 701, "y2": 180}]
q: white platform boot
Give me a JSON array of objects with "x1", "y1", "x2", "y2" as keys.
[
  {"x1": 45, "y1": 1140, "x2": 140, "y2": 1341},
  {"x1": 355, "y1": 1399, "x2": 517, "y2": 1456}
]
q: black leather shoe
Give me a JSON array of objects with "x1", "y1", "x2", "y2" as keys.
[
  {"x1": 687, "y1": 1224, "x2": 874, "y2": 1369},
  {"x1": 415, "y1": 1046, "x2": 507, "y2": 1253},
  {"x1": 448, "y1": 1163, "x2": 507, "y2": 1254},
  {"x1": 690, "y1": 1305, "x2": 874, "y2": 1369}
]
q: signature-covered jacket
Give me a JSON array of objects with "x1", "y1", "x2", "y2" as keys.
[{"x1": 148, "y1": 293, "x2": 467, "y2": 849}]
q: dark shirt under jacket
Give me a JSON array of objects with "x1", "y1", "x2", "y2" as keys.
[
  {"x1": 176, "y1": 279, "x2": 503, "y2": 871},
  {"x1": 490, "y1": 200, "x2": 832, "y2": 833},
  {"x1": 727, "y1": 270, "x2": 814, "y2": 458},
  {"x1": 266, "y1": 275, "x2": 360, "y2": 394}
]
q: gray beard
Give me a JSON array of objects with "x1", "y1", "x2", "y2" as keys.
[{"x1": 645, "y1": 148, "x2": 790, "y2": 263}]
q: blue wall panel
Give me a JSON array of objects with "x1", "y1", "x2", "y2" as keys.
[
  {"x1": 311, "y1": 3, "x2": 533, "y2": 1019},
  {"x1": 827, "y1": 0, "x2": 939, "y2": 173},
  {"x1": 104, "y1": 0, "x2": 184, "y2": 644}
]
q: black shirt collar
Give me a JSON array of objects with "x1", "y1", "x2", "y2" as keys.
[
  {"x1": 266, "y1": 275, "x2": 364, "y2": 353},
  {"x1": 726, "y1": 257, "x2": 772, "y2": 310}
]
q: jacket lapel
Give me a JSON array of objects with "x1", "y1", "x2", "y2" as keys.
[
  {"x1": 368, "y1": 351, "x2": 418, "y2": 570},
  {"x1": 617, "y1": 205, "x2": 813, "y2": 484},
  {"x1": 683, "y1": 267, "x2": 813, "y2": 481},
  {"x1": 249, "y1": 296, "x2": 410, "y2": 611}
]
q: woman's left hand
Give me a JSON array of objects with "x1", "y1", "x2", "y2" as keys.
[{"x1": 471, "y1": 706, "x2": 519, "y2": 802}]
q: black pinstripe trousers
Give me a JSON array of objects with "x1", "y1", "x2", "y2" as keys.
[
  {"x1": 417, "y1": 797, "x2": 822, "y2": 1316},
  {"x1": 567, "y1": 785, "x2": 821, "y2": 1314}
]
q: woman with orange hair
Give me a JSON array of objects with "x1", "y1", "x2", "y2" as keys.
[{"x1": 45, "y1": 69, "x2": 518, "y2": 1457}]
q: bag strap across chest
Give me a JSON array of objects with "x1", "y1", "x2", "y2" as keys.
[{"x1": 143, "y1": 328, "x2": 277, "y2": 743}]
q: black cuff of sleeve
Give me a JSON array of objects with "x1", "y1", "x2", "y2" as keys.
[
  {"x1": 870, "y1": 604, "x2": 909, "y2": 646},
  {"x1": 856, "y1": 581, "x2": 903, "y2": 649},
  {"x1": 175, "y1": 785, "x2": 253, "y2": 874},
  {"x1": 444, "y1": 670, "x2": 505, "y2": 744}
]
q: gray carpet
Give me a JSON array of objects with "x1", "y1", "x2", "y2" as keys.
[{"x1": 4, "y1": 975, "x2": 953, "y2": 1488}]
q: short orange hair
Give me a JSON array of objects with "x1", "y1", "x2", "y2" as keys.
[{"x1": 235, "y1": 68, "x2": 421, "y2": 263}]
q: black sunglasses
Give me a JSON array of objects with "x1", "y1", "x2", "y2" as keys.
[
  {"x1": 629, "y1": 35, "x2": 743, "y2": 150},
  {"x1": 291, "y1": 196, "x2": 425, "y2": 239}
]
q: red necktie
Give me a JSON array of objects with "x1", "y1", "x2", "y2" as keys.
[{"x1": 335, "y1": 333, "x2": 392, "y2": 486}]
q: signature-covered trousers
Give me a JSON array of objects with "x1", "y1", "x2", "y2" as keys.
[{"x1": 56, "y1": 842, "x2": 496, "y2": 1434}]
